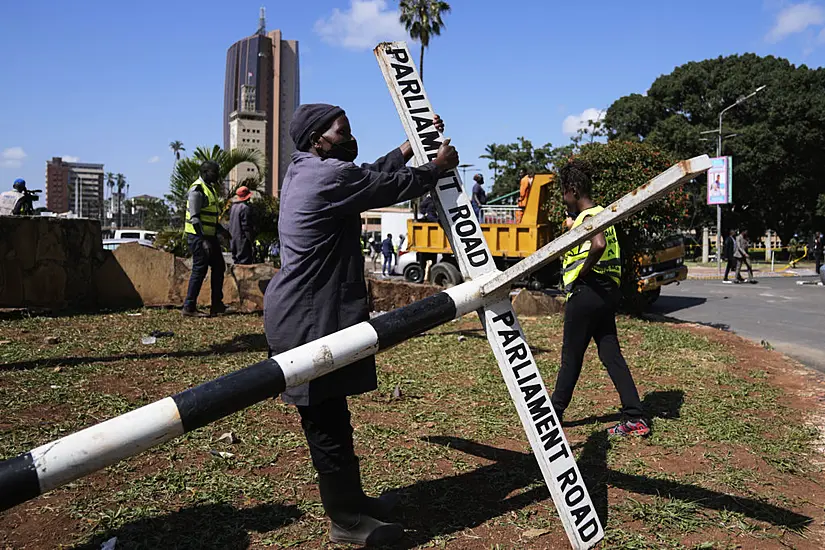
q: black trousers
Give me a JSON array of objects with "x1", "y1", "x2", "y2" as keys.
[
  {"x1": 723, "y1": 258, "x2": 736, "y2": 280},
  {"x1": 551, "y1": 283, "x2": 644, "y2": 419},
  {"x1": 184, "y1": 234, "x2": 225, "y2": 310},
  {"x1": 297, "y1": 396, "x2": 357, "y2": 475}
]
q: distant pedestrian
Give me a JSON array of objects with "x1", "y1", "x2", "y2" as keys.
[
  {"x1": 229, "y1": 186, "x2": 255, "y2": 265},
  {"x1": 734, "y1": 229, "x2": 755, "y2": 284},
  {"x1": 814, "y1": 232, "x2": 823, "y2": 275},
  {"x1": 722, "y1": 229, "x2": 737, "y2": 283},
  {"x1": 381, "y1": 233, "x2": 395, "y2": 276},
  {"x1": 369, "y1": 238, "x2": 380, "y2": 267},
  {"x1": 471, "y1": 173, "x2": 487, "y2": 221}
]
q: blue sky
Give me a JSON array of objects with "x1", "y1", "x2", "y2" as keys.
[{"x1": 2, "y1": 0, "x2": 825, "y2": 206}]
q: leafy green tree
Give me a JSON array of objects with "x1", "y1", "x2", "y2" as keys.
[
  {"x1": 129, "y1": 196, "x2": 171, "y2": 231},
  {"x1": 399, "y1": 0, "x2": 451, "y2": 81},
  {"x1": 603, "y1": 54, "x2": 825, "y2": 242},
  {"x1": 481, "y1": 138, "x2": 573, "y2": 198}
]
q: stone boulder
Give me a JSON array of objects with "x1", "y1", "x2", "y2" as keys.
[
  {"x1": 511, "y1": 289, "x2": 565, "y2": 317},
  {"x1": 0, "y1": 216, "x2": 104, "y2": 309},
  {"x1": 107, "y1": 243, "x2": 275, "y2": 312}
]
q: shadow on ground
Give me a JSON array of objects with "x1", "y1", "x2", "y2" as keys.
[
  {"x1": 0, "y1": 333, "x2": 270, "y2": 372},
  {"x1": 71, "y1": 503, "x2": 301, "y2": 550},
  {"x1": 649, "y1": 295, "x2": 707, "y2": 315},
  {"x1": 385, "y1": 388, "x2": 810, "y2": 548}
]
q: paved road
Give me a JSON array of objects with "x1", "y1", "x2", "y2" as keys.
[{"x1": 651, "y1": 277, "x2": 825, "y2": 373}]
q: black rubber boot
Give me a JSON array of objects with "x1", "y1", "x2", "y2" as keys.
[
  {"x1": 350, "y1": 459, "x2": 400, "y2": 521},
  {"x1": 318, "y1": 467, "x2": 403, "y2": 547}
]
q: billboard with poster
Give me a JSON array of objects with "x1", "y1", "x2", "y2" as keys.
[{"x1": 707, "y1": 156, "x2": 732, "y2": 205}]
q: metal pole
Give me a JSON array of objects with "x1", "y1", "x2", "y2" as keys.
[{"x1": 716, "y1": 112, "x2": 723, "y2": 275}]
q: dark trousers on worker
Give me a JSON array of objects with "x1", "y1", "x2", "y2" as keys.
[
  {"x1": 723, "y1": 258, "x2": 737, "y2": 280},
  {"x1": 551, "y1": 283, "x2": 645, "y2": 419},
  {"x1": 816, "y1": 255, "x2": 822, "y2": 277},
  {"x1": 297, "y1": 396, "x2": 357, "y2": 474},
  {"x1": 184, "y1": 234, "x2": 225, "y2": 311}
]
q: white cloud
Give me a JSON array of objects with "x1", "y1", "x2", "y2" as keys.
[
  {"x1": 562, "y1": 108, "x2": 605, "y2": 135},
  {"x1": 314, "y1": 0, "x2": 407, "y2": 51},
  {"x1": 766, "y1": 2, "x2": 825, "y2": 43},
  {"x1": 148, "y1": 155, "x2": 160, "y2": 164},
  {"x1": 0, "y1": 146, "x2": 27, "y2": 169},
  {"x1": 62, "y1": 155, "x2": 80, "y2": 162}
]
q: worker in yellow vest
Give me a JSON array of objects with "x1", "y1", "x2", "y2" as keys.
[
  {"x1": 182, "y1": 161, "x2": 230, "y2": 317},
  {"x1": 551, "y1": 159, "x2": 649, "y2": 437}
]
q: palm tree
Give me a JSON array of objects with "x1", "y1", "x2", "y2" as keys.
[
  {"x1": 167, "y1": 145, "x2": 266, "y2": 219},
  {"x1": 105, "y1": 172, "x2": 115, "y2": 223},
  {"x1": 399, "y1": 0, "x2": 451, "y2": 82},
  {"x1": 169, "y1": 140, "x2": 185, "y2": 163},
  {"x1": 116, "y1": 173, "x2": 126, "y2": 227}
]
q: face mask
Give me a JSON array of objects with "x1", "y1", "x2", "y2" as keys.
[{"x1": 321, "y1": 136, "x2": 358, "y2": 163}]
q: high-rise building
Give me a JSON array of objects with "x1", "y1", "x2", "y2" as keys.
[
  {"x1": 45, "y1": 157, "x2": 105, "y2": 219},
  {"x1": 224, "y1": 10, "x2": 299, "y2": 197}
]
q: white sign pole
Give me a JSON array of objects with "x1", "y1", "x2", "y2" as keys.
[{"x1": 375, "y1": 41, "x2": 604, "y2": 549}]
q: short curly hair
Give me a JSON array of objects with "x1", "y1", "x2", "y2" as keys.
[{"x1": 558, "y1": 159, "x2": 592, "y2": 199}]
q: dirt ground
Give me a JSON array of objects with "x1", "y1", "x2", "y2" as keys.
[{"x1": 1, "y1": 309, "x2": 824, "y2": 549}]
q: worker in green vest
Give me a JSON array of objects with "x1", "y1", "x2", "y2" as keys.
[
  {"x1": 182, "y1": 161, "x2": 230, "y2": 317},
  {"x1": 551, "y1": 159, "x2": 649, "y2": 437}
]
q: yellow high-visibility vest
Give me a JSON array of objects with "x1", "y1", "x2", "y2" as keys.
[
  {"x1": 562, "y1": 206, "x2": 621, "y2": 294},
  {"x1": 184, "y1": 178, "x2": 219, "y2": 236}
]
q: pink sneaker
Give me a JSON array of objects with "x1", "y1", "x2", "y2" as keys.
[{"x1": 608, "y1": 418, "x2": 650, "y2": 437}]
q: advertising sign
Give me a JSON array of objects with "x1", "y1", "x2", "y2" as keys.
[{"x1": 707, "y1": 156, "x2": 732, "y2": 205}]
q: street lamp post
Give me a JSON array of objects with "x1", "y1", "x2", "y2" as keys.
[
  {"x1": 458, "y1": 163, "x2": 480, "y2": 182},
  {"x1": 711, "y1": 85, "x2": 766, "y2": 274}
]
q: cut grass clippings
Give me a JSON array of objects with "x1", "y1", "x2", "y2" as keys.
[{"x1": 0, "y1": 308, "x2": 823, "y2": 549}]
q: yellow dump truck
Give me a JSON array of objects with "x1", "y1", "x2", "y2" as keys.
[{"x1": 401, "y1": 174, "x2": 687, "y2": 304}]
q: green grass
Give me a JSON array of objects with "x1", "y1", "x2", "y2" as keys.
[{"x1": 0, "y1": 308, "x2": 822, "y2": 549}]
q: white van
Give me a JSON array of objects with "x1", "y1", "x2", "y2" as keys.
[{"x1": 114, "y1": 229, "x2": 157, "y2": 242}]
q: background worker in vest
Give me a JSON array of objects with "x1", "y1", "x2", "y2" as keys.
[
  {"x1": 515, "y1": 170, "x2": 533, "y2": 223},
  {"x1": 264, "y1": 104, "x2": 457, "y2": 546},
  {"x1": 551, "y1": 159, "x2": 649, "y2": 437},
  {"x1": 182, "y1": 161, "x2": 231, "y2": 317},
  {"x1": 229, "y1": 186, "x2": 255, "y2": 265}
]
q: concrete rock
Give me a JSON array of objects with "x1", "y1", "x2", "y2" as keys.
[{"x1": 367, "y1": 277, "x2": 441, "y2": 312}]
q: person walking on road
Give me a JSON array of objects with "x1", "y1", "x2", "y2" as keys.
[
  {"x1": 263, "y1": 103, "x2": 458, "y2": 547},
  {"x1": 381, "y1": 233, "x2": 395, "y2": 276},
  {"x1": 734, "y1": 229, "x2": 756, "y2": 284},
  {"x1": 229, "y1": 186, "x2": 256, "y2": 265},
  {"x1": 182, "y1": 161, "x2": 231, "y2": 317},
  {"x1": 813, "y1": 232, "x2": 823, "y2": 276},
  {"x1": 551, "y1": 159, "x2": 649, "y2": 437},
  {"x1": 722, "y1": 229, "x2": 737, "y2": 283}
]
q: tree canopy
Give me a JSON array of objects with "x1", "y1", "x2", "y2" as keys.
[
  {"x1": 603, "y1": 54, "x2": 825, "y2": 241},
  {"x1": 481, "y1": 138, "x2": 573, "y2": 198}
]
